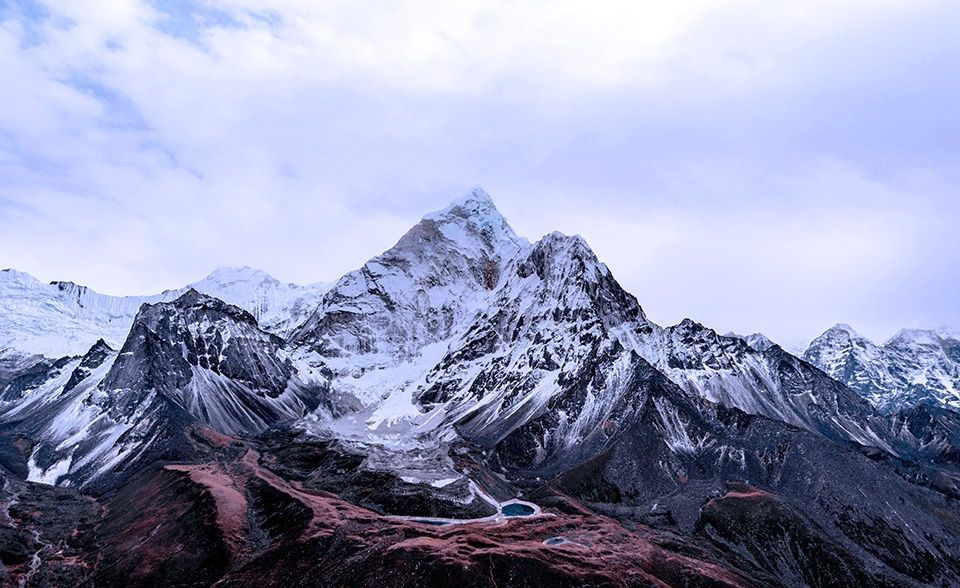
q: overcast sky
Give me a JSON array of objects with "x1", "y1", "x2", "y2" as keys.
[{"x1": 1, "y1": 1, "x2": 958, "y2": 350}]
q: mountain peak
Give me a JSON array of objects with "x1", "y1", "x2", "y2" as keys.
[
  {"x1": 200, "y1": 266, "x2": 277, "y2": 285},
  {"x1": 724, "y1": 331, "x2": 776, "y2": 352},
  {"x1": 829, "y1": 323, "x2": 859, "y2": 335},
  {"x1": 519, "y1": 230, "x2": 608, "y2": 287},
  {"x1": 174, "y1": 287, "x2": 207, "y2": 305},
  {"x1": 816, "y1": 323, "x2": 871, "y2": 343},
  {"x1": 887, "y1": 328, "x2": 941, "y2": 348},
  {"x1": 536, "y1": 230, "x2": 591, "y2": 252},
  {"x1": 420, "y1": 188, "x2": 526, "y2": 253},
  {"x1": 745, "y1": 332, "x2": 776, "y2": 352},
  {"x1": 436, "y1": 185, "x2": 495, "y2": 211},
  {"x1": 90, "y1": 337, "x2": 113, "y2": 352},
  {"x1": 168, "y1": 288, "x2": 251, "y2": 318}
]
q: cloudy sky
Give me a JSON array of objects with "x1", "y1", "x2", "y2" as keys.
[{"x1": 1, "y1": 0, "x2": 958, "y2": 350}]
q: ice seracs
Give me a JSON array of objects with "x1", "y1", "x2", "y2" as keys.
[{"x1": 0, "y1": 268, "x2": 178, "y2": 357}]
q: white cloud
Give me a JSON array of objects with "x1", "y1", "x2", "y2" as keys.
[{"x1": 0, "y1": 0, "x2": 957, "y2": 346}]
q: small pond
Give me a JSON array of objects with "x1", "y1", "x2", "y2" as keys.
[
  {"x1": 544, "y1": 537, "x2": 567, "y2": 545},
  {"x1": 501, "y1": 503, "x2": 536, "y2": 517}
]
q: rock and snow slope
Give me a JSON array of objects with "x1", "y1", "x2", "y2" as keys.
[
  {"x1": 804, "y1": 323, "x2": 960, "y2": 413},
  {"x1": 0, "y1": 266, "x2": 330, "y2": 357},
  {"x1": 0, "y1": 291, "x2": 325, "y2": 488}
]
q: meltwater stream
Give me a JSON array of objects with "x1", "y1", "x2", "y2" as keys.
[{"x1": 393, "y1": 480, "x2": 544, "y2": 527}]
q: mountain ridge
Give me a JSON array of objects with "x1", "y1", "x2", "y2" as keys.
[
  {"x1": 0, "y1": 266, "x2": 332, "y2": 357},
  {"x1": 2, "y1": 189, "x2": 960, "y2": 586}
]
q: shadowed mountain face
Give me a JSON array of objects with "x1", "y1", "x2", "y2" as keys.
[{"x1": 1, "y1": 191, "x2": 959, "y2": 586}]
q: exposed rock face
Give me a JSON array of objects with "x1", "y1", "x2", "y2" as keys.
[
  {"x1": 805, "y1": 324, "x2": 960, "y2": 413},
  {"x1": 417, "y1": 232, "x2": 653, "y2": 463},
  {"x1": 0, "y1": 355, "x2": 75, "y2": 404},
  {"x1": 0, "y1": 470, "x2": 100, "y2": 586},
  {"x1": 1, "y1": 441, "x2": 756, "y2": 588},
  {"x1": 103, "y1": 289, "x2": 301, "y2": 427},
  {"x1": 638, "y1": 321, "x2": 890, "y2": 449},
  {"x1": 0, "y1": 348, "x2": 45, "y2": 391},
  {"x1": 695, "y1": 483, "x2": 878, "y2": 587},
  {"x1": 62, "y1": 338, "x2": 113, "y2": 393}
]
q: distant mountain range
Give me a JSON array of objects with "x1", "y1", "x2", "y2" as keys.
[
  {"x1": 1, "y1": 189, "x2": 958, "y2": 586},
  {"x1": 0, "y1": 265, "x2": 330, "y2": 357},
  {"x1": 804, "y1": 323, "x2": 960, "y2": 413}
]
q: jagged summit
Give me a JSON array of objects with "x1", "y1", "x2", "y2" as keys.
[
  {"x1": 417, "y1": 187, "x2": 527, "y2": 256},
  {"x1": 425, "y1": 186, "x2": 497, "y2": 219},
  {"x1": 292, "y1": 191, "x2": 526, "y2": 360},
  {"x1": 173, "y1": 286, "x2": 207, "y2": 303},
  {"x1": 676, "y1": 317, "x2": 702, "y2": 329},
  {"x1": 4, "y1": 189, "x2": 960, "y2": 586},
  {"x1": 87, "y1": 338, "x2": 113, "y2": 352},
  {"x1": 137, "y1": 288, "x2": 260, "y2": 329},
  {"x1": 828, "y1": 323, "x2": 860, "y2": 335},
  {"x1": 519, "y1": 231, "x2": 610, "y2": 287},
  {"x1": 812, "y1": 324, "x2": 876, "y2": 345}
]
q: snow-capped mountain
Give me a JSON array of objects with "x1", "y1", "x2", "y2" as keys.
[
  {"x1": 0, "y1": 290, "x2": 325, "y2": 488},
  {"x1": 3, "y1": 189, "x2": 960, "y2": 586},
  {"x1": 293, "y1": 190, "x2": 525, "y2": 360},
  {"x1": 1, "y1": 190, "x2": 948, "y2": 486},
  {"x1": 287, "y1": 190, "x2": 891, "y2": 459},
  {"x1": 189, "y1": 266, "x2": 331, "y2": 336},
  {"x1": 635, "y1": 320, "x2": 888, "y2": 448},
  {"x1": 290, "y1": 189, "x2": 528, "y2": 423},
  {"x1": 0, "y1": 266, "x2": 330, "y2": 358},
  {"x1": 804, "y1": 324, "x2": 960, "y2": 413},
  {"x1": 416, "y1": 230, "x2": 654, "y2": 470}
]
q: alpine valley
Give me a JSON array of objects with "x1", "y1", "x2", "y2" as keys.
[{"x1": 2, "y1": 189, "x2": 959, "y2": 587}]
